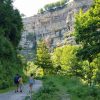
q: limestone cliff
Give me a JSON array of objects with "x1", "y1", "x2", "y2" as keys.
[{"x1": 19, "y1": 0, "x2": 93, "y2": 59}]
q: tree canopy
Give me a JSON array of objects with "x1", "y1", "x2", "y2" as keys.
[
  {"x1": 0, "y1": 0, "x2": 23, "y2": 89},
  {"x1": 74, "y1": 0, "x2": 100, "y2": 62},
  {"x1": 74, "y1": 0, "x2": 100, "y2": 86},
  {"x1": 35, "y1": 40, "x2": 53, "y2": 75},
  {"x1": 0, "y1": 0, "x2": 23, "y2": 47}
]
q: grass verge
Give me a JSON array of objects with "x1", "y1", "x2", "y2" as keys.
[
  {"x1": 26, "y1": 75, "x2": 100, "y2": 100},
  {"x1": 0, "y1": 86, "x2": 16, "y2": 93}
]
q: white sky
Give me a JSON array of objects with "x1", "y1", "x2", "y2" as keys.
[{"x1": 13, "y1": 0, "x2": 60, "y2": 17}]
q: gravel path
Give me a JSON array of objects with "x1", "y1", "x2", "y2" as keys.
[{"x1": 0, "y1": 80, "x2": 42, "y2": 100}]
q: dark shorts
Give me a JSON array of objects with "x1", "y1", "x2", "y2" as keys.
[
  {"x1": 15, "y1": 82, "x2": 19, "y2": 86},
  {"x1": 29, "y1": 83, "x2": 33, "y2": 87}
]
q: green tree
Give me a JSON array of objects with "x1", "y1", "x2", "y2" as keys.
[
  {"x1": 51, "y1": 47, "x2": 63, "y2": 74},
  {"x1": 0, "y1": 0, "x2": 23, "y2": 47},
  {"x1": 0, "y1": 0, "x2": 23, "y2": 89},
  {"x1": 74, "y1": 0, "x2": 100, "y2": 85},
  {"x1": 35, "y1": 40, "x2": 53, "y2": 75},
  {"x1": 52, "y1": 45, "x2": 80, "y2": 76},
  {"x1": 75, "y1": 0, "x2": 100, "y2": 62}
]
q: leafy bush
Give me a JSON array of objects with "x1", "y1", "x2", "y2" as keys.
[
  {"x1": 0, "y1": 35, "x2": 15, "y2": 59},
  {"x1": 0, "y1": 80, "x2": 9, "y2": 89}
]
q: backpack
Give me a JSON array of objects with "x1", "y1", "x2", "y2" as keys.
[{"x1": 14, "y1": 76, "x2": 19, "y2": 84}]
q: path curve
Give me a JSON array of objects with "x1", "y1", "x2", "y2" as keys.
[{"x1": 0, "y1": 80, "x2": 42, "y2": 100}]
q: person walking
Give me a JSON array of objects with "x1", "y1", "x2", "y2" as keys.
[
  {"x1": 29, "y1": 73, "x2": 34, "y2": 93},
  {"x1": 18, "y1": 75, "x2": 23, "y2": 92},
  {"x1": 14, "y1": 74, "x2": 19, "y2": 93}
]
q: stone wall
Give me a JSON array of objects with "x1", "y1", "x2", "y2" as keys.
[{"x1": 19, "y1": 0, "x2": 93, "y2": 59}]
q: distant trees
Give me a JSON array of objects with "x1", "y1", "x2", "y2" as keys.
[{"x1": 38, "y1": 0, "x2": 68, "y2": 13}]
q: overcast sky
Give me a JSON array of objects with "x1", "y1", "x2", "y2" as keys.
[{"x1": 13, "y1": 0, "x2": 60, "y2": 17}]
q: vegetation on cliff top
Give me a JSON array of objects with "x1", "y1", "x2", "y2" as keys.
[{"x1": 38, "y1": 0, "x2": 68, "y2": 14}]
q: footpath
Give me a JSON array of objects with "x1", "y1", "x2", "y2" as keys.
[{"x1": 0, "y1": 80, "x2": 42, "y2": 100}]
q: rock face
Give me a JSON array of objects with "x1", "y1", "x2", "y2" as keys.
[{"x1": 19, "y1": 0, "x2": 93, "y2": 59}]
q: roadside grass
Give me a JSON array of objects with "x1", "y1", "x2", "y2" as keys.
[
  {"x1": 27, "y1": 75, "x2": 100, "y2": 100},
  {"x1": 0, "y1": 86, "x2": 16, "y2": 93}
]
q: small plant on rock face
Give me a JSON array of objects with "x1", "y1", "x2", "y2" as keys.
[{"x1": 38, "y1": 8, "x2": 44, "y2": 14}]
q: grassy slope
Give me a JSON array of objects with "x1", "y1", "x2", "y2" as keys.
[{"x1": 31, "y1": 75, "x2": 100, "y2": 100}]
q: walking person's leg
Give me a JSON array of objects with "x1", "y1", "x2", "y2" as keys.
[
  {"x1": 18, "y1": 76, "x2": 23, "y2": 92},
  {"x1": 17, "y1": 84, "x2": 19, "y2": 92},
  {"x1": 19, "y1": 84, "x2": 23, "y2": 92},
  {"x1": 15, "y1": 83, "x2": 19, "y2": 93},
  {"x1": 29, "y1": 84, "x2": 33, "y2": 100},
  {"x1": 29, "y1": 84, "x2": 33, "y2": 93}
]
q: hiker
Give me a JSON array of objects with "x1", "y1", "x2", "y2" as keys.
[
  {"x1": 14, "y1": 74, "x2": 19, "y2": 93},
  {"x1": 29, "y1": 73, "x2": 34, "y2": 93},
  {"x1": 18, "y1": 75, "x2": 23, "y2": 92}
]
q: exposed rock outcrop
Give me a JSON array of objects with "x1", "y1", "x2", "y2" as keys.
[{"x1": 19, "y1": 0, "x2": 93, "y2": 59}]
